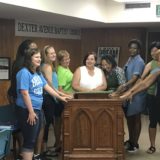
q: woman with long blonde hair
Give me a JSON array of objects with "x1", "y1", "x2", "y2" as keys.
[{"x1": 41, "y1": 46, "x2": 71, "y2": 156}]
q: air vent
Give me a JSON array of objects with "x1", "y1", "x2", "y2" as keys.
[{"x1": 125, "y1": 3, "x2": 150, "y2": 9}]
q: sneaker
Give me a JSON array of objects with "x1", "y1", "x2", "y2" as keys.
[
  {"x1": 127, "y1": 144, "x2": 139, "y2": 153},
  {"x1": 33, "y1": 154, "x2": 45, "y2": 160},
  {"x1": 53, "y1": 146, "x2": 61, "y2": 153},
  {"x1": 33, "y1": 154, "x2": 52, "y2": 160},
  {"x1": 135, "y1": 143, "x2": 139, "y2": 149},
  {"x1": 16, "y1": 154, "x2": 23, "y2": 160},
  {"x1": 124, "y1": 140, "x2": 131, "y2": 150},
  {"x1": 45, "y1": 150, "x2": 58, "y2": 157},
  {"x1": 48, "y1": 146, "x2": 61, "y2": 153}
]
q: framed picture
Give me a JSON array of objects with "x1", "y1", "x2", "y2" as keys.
[
  {"x1": 0, "y1": 57, "x2": 10, "y2": 80},
  {"x1": 97, "y1": 47, "x2": 120, "y2": 64}
]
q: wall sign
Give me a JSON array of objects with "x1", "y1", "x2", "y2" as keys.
[
  {"x1": 156, "y1": 5, "x2": 160, "y2": 17},
  {"x1": 97, "y1": 47, "x2": 120, "y2": 64},
  {"x1": 15, "y1": 20, "x2": 81, "y2": 39},
  {"x1": 0, "y1": 57, "x2": 10, "y2": 80}
]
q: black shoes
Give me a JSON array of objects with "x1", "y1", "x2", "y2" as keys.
[
  {"x1": 124, "y1": 140, "x2": 139, "y2": 153},
  {"x1": 33, "y1": 154, "x2": 52, "y2": 160},
  {"x1": 43, "y1": 150, "x2": 58, "y2": 157},
  {"x1": 127, "y1": 143, "x2": 139, "y2": 153},
  {"x1": 16, "y1": 154, "x2": 23, "y2": 160}
]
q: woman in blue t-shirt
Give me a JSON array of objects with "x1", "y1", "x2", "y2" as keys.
[{"x1": 16, "y1": 48, "x2": 69, "y2": 160}]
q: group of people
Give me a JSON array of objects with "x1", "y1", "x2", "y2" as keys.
[
  {"x1": 8, "y1": 40, "x2": 73, "y2": 160},
  {"x1": 120, "y1": 41, "x2": 160, "y2": 154},
  {"x1": 110, "y1": 39, "x2": 160, "y2": 154},
  {"x1": 7, "y1": 38, "x2": 160, "y2": 160}
]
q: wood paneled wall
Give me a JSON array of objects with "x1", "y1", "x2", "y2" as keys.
[
  {"x1": 14, "y1": 37, "x2": 81, "y2": 72},
  {"x1": 0, "y1": 18, "x2": 147, "y2": 105},
  {"x1": 0, "y1": 19, "x2": 15, "y2": 105},
  {"x1": 81, "y1": 28, "x2": 146, "y2": 67},
  {"x1": 0, "y1": 81, "x2": 10, "y2": 105},
  {"x1": 0, "y1": 19, "x2": 15, "y2": 58}
]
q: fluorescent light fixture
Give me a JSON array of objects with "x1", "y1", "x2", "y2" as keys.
[{"x1": 114, "y1": 0, "x2": 151, "y2": 3}]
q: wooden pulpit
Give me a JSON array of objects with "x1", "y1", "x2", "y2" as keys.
[{"x1": 63, "y1": 92, "x2": 124, "y2": 160}]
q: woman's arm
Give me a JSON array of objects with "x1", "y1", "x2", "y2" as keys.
[
  {"x1": 120, "y1": 62, "x2": 154, "y2": 97},
  {"x1": 140, "y1": 62, "x2": 151, "y2": 80},
  {"x1": 118, "y1": 75, "x2": 139, "y2": 92},
  {"x1": 120, "y1": 72, "x2": 159, "y2": 99},
  {"x1": 54, "y1": 88, "x2": 73, "y2": 98},
  {"x1": 115, "y1": 62, "x2": 151, "y2": 95},
  {"x1": 44, "y1": 84, "x2": 69, "y2": 102},
  {"x1": 21, "y1": 90, "x2": 38, "y2": 126},
  {"x1": 125, "y1": 74, "x2": 139, "y2": 88},
  {"x1": 132, "y1": 73, "x2": 159, "y2": 95},
  {"x1": 41, "y1": 64, "x2": 54, "y2": 88},
  {"x1": 109, "y1": 74, "x2": 139, "y2": 97},
  {"x1": 129, "y1": 62, "x2": 152, "y2": 90}
]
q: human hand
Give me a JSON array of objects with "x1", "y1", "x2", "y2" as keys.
[
  {"x1": 119, "y1": 91, "x2": 132, "y2": 101},
  {"x1": 65, "y1": 94, "x2": 74, "y2": 99},
  {"x1": 108, "y1": 92, "x2": 119, "y2": 98},
  {"x1": 61, "y1": 96, "x2": 71, "y2": 103},
  {"x1": 27, "y1": 111, "x2": 38, "y2": 126}
]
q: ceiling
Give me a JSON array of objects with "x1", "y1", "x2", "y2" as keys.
[{"x1": 0, "y1": 2, "x2": 160, "y2": 29}]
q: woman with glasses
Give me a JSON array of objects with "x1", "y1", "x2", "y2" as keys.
[{"x1": 57, "y1": 50, "x2": 73, "y2": 95}]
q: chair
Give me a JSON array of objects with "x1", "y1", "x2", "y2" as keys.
[
  {"x1": 0, "y1": 126, "x2": 12, "y2": 160},
  {"x1": 0, "y1": 104, "x2": 21, "y2": 160}
]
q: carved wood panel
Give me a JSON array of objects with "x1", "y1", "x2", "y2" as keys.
[{"x1": 63, "y1": 96, "x2": 124, "y2": 160}]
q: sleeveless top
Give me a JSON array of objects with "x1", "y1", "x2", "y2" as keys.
[
  {"x1": 52, "y1": 71, "x2": 58, "y2": 89},
  {"x1": 42, "y1": 63, "x2": 58, "y2": 93},
  {"x1": 79, "y1": 66, "x2": 103, "y2": 90},
  {"x1": 150, "y1": 67, "x2": 160, "y2": 97},
  {"x1": 147, "y1": 60, "x2": 159, "y2": 95}
]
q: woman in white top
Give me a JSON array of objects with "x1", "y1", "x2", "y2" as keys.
[{"x1": 72, "y1": 51, "x2": 107, "y2": 92}]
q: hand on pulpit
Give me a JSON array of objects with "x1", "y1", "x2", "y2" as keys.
[
  {"x1": 63, "y1": 94, "x2": 73, "y2": 99},
  {"x1": 108, "y1": 92, "x2": 120, "y2": 98},
  {"x1": 119, "y1": 90, "x2": 133, "y2": 102},
  {"x1": 108, "y1": 83, "x2": 129, "y2": 99}
]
